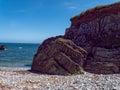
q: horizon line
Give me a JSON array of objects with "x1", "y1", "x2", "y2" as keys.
[{"x1": 0, "y1": 41, "x2": 41, "y2": 44}]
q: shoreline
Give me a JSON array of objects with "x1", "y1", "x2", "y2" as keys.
[
  {"x1": 0, "y1": 66, "x2": 31, "y2": 71},
  {"x1": 0, "y1": 67, "x2": 120, "y2": 89}
]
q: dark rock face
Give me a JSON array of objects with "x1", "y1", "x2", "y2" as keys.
[
  {"x1": 31, "y1": 37, "x2": 87, "y2": 75},
  {"x1": 31, "y1": 2, "x2": 120, "y2": 74},
  {"x1": 65, "y1": 2, "x2": 120, "y2": 49},
  {"x1": 84, "y1": 62, "x2": 119, "y2": 74},
  {"x1": 64, "y1": 2, "x2": 120, "y2": 73}
]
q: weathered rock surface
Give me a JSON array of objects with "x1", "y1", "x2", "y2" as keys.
[
  {"x1": 84, "y1": 62, "x2": 119, "y2": 74},
  {"x1": 31, "y1": 37, "x2": 87, "y2": 75},
  {"x1": 32, "y1": 2, "x2": 120, "y2": 74},
  {"x1": 65, "y1": 2, "x2": 120, "y2": 49},
  {"x1": 84, "y1": 47, "x2": 120, "y2": 74},
  {"x1": 64, "y1": 2, "x2": 120, "y2": 73}
]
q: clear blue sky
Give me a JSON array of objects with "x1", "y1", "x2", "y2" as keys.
[{"x1": 0, "y1": 0, "x2": 119, "y2": 43}]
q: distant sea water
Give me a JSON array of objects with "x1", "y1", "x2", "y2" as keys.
[{"x1": 0, "y1": 42, "x2": 40, "y2": 68}]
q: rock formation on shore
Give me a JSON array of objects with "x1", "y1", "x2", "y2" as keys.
[
  {"x1": 0, "y1": 45, "x2": 7, "y2": 50},
  {"x1": 31, "y1": 2, "x2": 120, "y2": 75},
  {"x1": 31, "y1": 37, "x2": 87, "y2": 75},
  {"x1": 64, "y1": 2, "x2": 120, "y2": 74}
]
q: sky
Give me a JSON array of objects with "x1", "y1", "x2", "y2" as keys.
[{"x1": 0, "y1": 0, "x2": 120, "y2": 43}]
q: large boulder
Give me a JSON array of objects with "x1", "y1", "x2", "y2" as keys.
[
  {"x1": 31, "y1": 37, "x2": 87, "y2": 75},
  {"x1": 64, "y1": 2, "x2": 120, "y2": 73}
]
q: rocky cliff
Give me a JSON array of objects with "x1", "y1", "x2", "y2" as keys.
[
  {"x1": 32, "y1": 2, "x2": 120, "y2": 74},
  {"x1": 65, "y1": 2, "x2": 120, "y2": 49},
  {"x1": 64, "y1": 2, "x2": 120, "y2": 74}
]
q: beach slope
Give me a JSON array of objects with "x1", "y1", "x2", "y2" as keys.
[{"x1": 0, "y1": 67, "x2": 120, "y2": 90}]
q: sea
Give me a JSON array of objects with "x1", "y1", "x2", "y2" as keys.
[{"x1": 0, "y1": 42, "x2": 40, "y2": 68}]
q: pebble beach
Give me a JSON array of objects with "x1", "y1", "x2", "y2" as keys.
[{"x1": 0, "y1": 67, "x2": 120, "y2": 90}]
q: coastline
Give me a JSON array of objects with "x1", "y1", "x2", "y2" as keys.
[
  {"x1": 0, "y1": 66, "x2": 120, "y2": 90},
  {"x1": 0, "y1": 66, "x2": 31, "y2": 71}
]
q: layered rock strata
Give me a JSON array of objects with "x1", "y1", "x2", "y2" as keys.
[
  {"x1": 64, "y1": 2, "x2": 120, "y2": 73},
  {"x1": 31, "y1": 37, "x2": 87, "y2": 75},
  {"x1": 32, "y1": 2, "x2": 120, "y2": 74}
]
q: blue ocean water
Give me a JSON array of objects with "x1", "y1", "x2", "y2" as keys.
[{"x1": 0, "y1": 43, "x2": 40, "y2": 67}]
